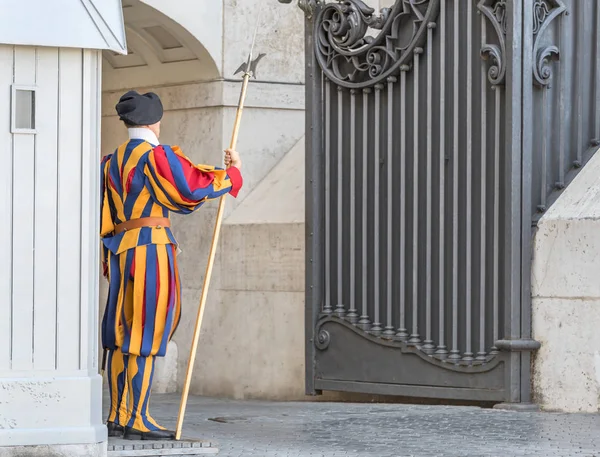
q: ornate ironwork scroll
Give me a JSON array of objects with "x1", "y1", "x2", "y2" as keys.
[
  {"x1": 479, "y1": 0, "x2": 566, "y2": 87},
  {"x1": 314, "y1": 0, "x2": 440, "y2": 88},
  {"x1": 478, "y1": 0, "x2": 507, "y2": 86},
  {"x1": 315, "y1": 329, "x2": 331, "y2": 350},
  {"x1": 532, "y1": 0, "x2": 566, "y2": 87}
]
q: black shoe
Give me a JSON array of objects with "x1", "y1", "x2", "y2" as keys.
[
  {"x1": 123, "y1": 426, "x2": 176, "y2": 441},
  {"x1": 106, "y1": 421, "x2": 124, "y2": 437}
]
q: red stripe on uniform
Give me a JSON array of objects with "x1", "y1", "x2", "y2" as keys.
[
  {"x1": 174, "y1": 154, "x2": 215, "y2": 191},
  {"x1": 155, "y1": 255, "x2": 161, "y2": 326},
  {"x1": 126, "y1": 168, "x2": 136, "y2": 193},
  {"x1": 226, "y1": 166, "x2": 243, "y2": 198},
  {"x1": 152, "y1": 146, "x2": 196, "y2": 204}
]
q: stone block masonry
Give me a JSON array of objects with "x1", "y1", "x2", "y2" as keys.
[{"x1": 532, "y1": 147, "x2": 600, "y2": 412}]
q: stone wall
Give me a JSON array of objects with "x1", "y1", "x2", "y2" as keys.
[
  {"x1": 532, "y1": 148, "x2": 600, "y2": 413},
  {"x1": 186, "y1": 137, "x2": 306, "y2": 399}
]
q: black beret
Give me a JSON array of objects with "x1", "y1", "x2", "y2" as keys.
[{"x1": 116, "y1": 90, "x2": 163, "y2": 126}]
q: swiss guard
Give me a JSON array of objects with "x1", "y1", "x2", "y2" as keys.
[{"x1": 100, "y1": 90, "x2": 243, "y2": 440}]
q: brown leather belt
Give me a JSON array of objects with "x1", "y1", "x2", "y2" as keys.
[{"x1": 114, "y1": 217, "x2": 170, "y2": 235}]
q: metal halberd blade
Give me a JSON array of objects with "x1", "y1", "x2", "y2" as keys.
[
  {"x1": 234, "y1": 15, "x2": 266, "y2": 78},
  {"x1": 234, "y1": 53, "x2": 267, "y2": 79}
]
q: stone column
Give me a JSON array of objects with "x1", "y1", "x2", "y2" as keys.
[
  {"x1": 532, "y1": 147, "x2": 600, "y2": 413},
  {"x1": 0, "y1": 46, "x2": 106, "y2": 455}
]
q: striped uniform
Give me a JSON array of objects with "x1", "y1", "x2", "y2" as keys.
[{"x1": 101, "y1": 138, "x2": 242, "y2": 432}]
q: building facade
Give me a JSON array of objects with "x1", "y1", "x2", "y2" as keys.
[{"x1": 2, "y1": 0, "x2": 600, "y2": 454}]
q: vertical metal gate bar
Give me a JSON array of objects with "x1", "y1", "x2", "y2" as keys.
[
  {"x1": 384, "y1": 78, "x2": 396, "y2": 337},
  {"x1": 505, "y1": 0, "x2": 524, "y2": 402},
  {"x1": 409, "y1": 51, "x2": 421, "y2": 346},
  {"x1": 304, "y1": 13, "x2": 323, "y2": 394},
  {"x1": 372, "y1": 84, "x2": 383, "y2": 334},
  {"x1": 463, "y1": 0, "x2": 474, "y2": 362},
  {"x1": 348, "y1": 89, "x2": 358, "y2": 323},
  {"x1": 596, "y1": 4, "x2": 600, "y2": 140},
  {"x1": 520, "y1": 0, "x2": 535, "y2": 404},
  {"x1": 491, "y1": 85, "x2": 500, "y2": 355},
  {"x1": 423, "y1": 23, "x2": 434, "y2": 353},
  {"x1": 540, "y1": 88, "x2": 548, "y2": 211},
  {"x1": 304, "y1": 14, "x2": 324, "y2": 395},
  {"x1": 558, "y1": 17, "x2": 565, "y2": 188},
  {"x1": 436, "y1": 0, "x2": 447, "y2": 358},
  {"x1": 477, "y1": 11, "x2": 488, "y2": 361},
  {"x1": 576, "y1": 2, "x2": 583, "y2": 167},
  {"x1": 449, "y1": 0, "x2": 460, "y2": 361},
  {"x1": 335, "y1": 87, "x2": 345, "y2": 317},
  {"x1": 358, "y1": 88, "x2": 371, "y2": 330},
  {"x1": 324, "y1": 80, "x2": 332, "y2": 314},
  {"x1": 397, "y1": 70, "x2": 408, "y2": 341}
]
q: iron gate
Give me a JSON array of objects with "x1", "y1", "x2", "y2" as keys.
[{"x1": 302, "y1": 0, "x2": 600, "y2": 404}]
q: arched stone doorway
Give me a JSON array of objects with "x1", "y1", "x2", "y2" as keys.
[{"x1": 102, "y1": 0, "x2": 220, "y2": 90}]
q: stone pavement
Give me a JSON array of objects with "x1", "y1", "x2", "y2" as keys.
[{"x1": 104, "y1": 393, "x2": 600, "y2": 457}]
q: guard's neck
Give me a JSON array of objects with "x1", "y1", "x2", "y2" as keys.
[{"x1": 128, "y1": 127, "x2": 159, "y2": 146}]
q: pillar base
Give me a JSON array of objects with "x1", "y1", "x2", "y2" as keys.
[
  {"x1": 493, "y1": 402, "x2": 540, "y2": 412},
  {"x1": 0, "y1": 373, "x2": 105, "y2": 446},
  {"x1": 0, "y1": 441, "x2": 106, "y2": 457}
]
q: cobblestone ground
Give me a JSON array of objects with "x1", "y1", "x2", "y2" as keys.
[{"x1": 105, "y1": 393, "x2": 600, "y2": 457}]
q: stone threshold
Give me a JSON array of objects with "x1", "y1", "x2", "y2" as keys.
[{"x1": 108, "y1": 437, "x2": 218, "y2": 456}]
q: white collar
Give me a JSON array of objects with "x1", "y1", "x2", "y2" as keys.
[{"x1": 128, "y1": 128, "x2": 159, "y2": 146}]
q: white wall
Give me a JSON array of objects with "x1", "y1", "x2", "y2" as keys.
[
  {"x1": 532, "y1": 148, "x2": 600, "y2": 413},
  {"x1": 0, "y1": 45, "x2": 104, "y2": 449}
]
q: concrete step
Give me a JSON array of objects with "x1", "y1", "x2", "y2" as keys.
[{"x1": 108, "y1": 437, "x2": 218, "y2": 456}]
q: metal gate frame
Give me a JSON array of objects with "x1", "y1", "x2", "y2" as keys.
[{"x1": 301, "y1": 0, "x2": 598, "y2": 405}]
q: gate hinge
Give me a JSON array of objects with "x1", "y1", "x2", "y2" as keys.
[{"x1": 494, "y1": 339, "x2": 541, "y2": 352}]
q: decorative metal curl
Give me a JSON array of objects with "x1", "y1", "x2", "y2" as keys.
[
  {"x1": 534, "y1": 45, "x2": 560, "y2": 87},
  {"x1": 315, "y1": 330, "x2": 331, "y2": 350},
  {"x1": 314, "y1": 0, "x2": 440, "y2": 88},
  {"x1": 478, "y1": 0, "x2": 507, "y2": 86},
  {"x1": 481, "y1": 44, "x2": 505, "y2": 86},
  {"x1": 532, "y1": 0, "x2": 566, "y2": 87}
]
